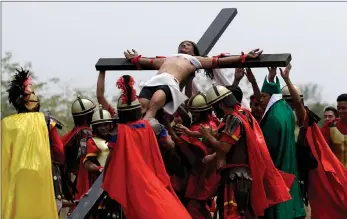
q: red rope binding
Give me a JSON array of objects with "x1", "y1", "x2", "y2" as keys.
[
  {"x1": 212, "y1": 56, "x2": 219, "y2": 68},
  {"x1": 212, "y1": 53, "x2": 229, "y2": 68},
  {"x1": 240, "y1": 52, "x2": 246, "y2": 63},
  {"x1": 131, "y1": 55, "x2": 142, "y2": 70},
  {"x1": 150, "y1": 56, "x2": 166, "y2": 66}
]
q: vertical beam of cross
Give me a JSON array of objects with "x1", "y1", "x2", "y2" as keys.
[{"x1": 197, "y1": 8, "x2": 238, "y2": 56}]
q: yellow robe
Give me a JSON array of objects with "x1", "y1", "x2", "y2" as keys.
[{"x1": 1, "y1": 112, "x2": 58, "y2": 219}]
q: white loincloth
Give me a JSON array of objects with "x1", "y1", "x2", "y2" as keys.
[{"x1": 139, "y1": 73, "x2": 188, "y2": 115}]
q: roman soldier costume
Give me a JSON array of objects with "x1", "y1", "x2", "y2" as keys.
[
  {"x1": 178, "y1": 92, "x2": 221, "y2": 219},
  {"x1": 2, "y1": 69, "x2": 64, "y2": 219},
  {"x1": 61, "y1": 96, "x2": 95, "y2": 204},
  {"x1": 282, "y1": 85, "x2": 318, "y2": 205},
  {"x1": 282, "y1": 85, "x2": 347, "y2": 219},
  {"x1": 204, "y1": 85, "x2": 295, "y2": 219},
  {"x1": 75, "y1": 105, "x2": 123, "y2": 218},
  {"x1": 102, "y1": 75, "x2": 192, "y2": 219},
  {"x1": 75, "y1": 105, "x2": 113, "y2": 200}
]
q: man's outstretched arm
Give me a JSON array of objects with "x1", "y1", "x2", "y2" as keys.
[
  {"x1": 124, "y1": 49, "x2": 165, "y2": 70},
  {"x1": 196, "y1": 48, "x2": 263, "y2": 69}
]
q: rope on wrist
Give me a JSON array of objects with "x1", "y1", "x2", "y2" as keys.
[
  {"x1": 131, "y1": 55, "x2": 142, "y2": 70},
  {"x1": 212, "y1": 53, "x2": 229, "y2": 68},
  {"x1": 240, "y1": 52, "x2": 247, "y2": 63}
]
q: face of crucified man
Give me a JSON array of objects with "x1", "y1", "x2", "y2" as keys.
[{"x1": 178, "y1": 41, "x2": 199, "y2": 56}]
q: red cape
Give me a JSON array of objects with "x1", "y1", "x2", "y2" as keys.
[
  {"x1": 306, "y1": 123, "x2": 347, "y2": 219},
  {"x1": 102, "y1": 120, "x2": 192, "y2": 219},
  {"x1": 180, "y1": 121, "x2": 220, "y2": 200},
  {"x1": 75, "y1": 157, "x2": 99, "y2": 201},
  {"x1": 61, "y1": 126, "x2": 92, "y2": 201},
  {"x1": 61, "y1": 126, "x2": 91, "y2": 146},
  {"x1": 180, "y1": 121, "x2": 216, "y2": 161},
  {"x1": 231, "y1": 108, "x2": 296, "y2": 216}
]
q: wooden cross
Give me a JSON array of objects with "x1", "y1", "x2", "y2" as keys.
[
  {"x1": 70, "y1": 8, "x2": 291, "y2": 219},
  {"x1": 95, "y1": 8, "x2": 291, "y2": 71}
]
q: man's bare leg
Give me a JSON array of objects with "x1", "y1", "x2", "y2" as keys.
[
  {"x1": 143, "y1": 90, "x2": 167, "y2": 121},
  {"x1": 138, "y1": 98, "x2": 150, "y2": 117}
]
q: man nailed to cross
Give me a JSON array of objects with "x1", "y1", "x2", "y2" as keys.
[{"x1": 123, "y1": 42, "x2": 263, "y2": 122}]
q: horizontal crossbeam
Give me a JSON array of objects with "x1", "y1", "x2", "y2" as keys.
[{"x1": 95, "y1": 53, "x2": 292, "y2": 71}]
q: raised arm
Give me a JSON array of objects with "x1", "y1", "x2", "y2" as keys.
[
  {"x1": 97, "y1": 71, "x2": 109, "y2": 109},
  {"x1": 231, "y1": 68, "x2": 245, "y2": 87},
  {"x1": 124, "y1": 49, "x2": 165, "y2": 70},
  {"x1": 280, "y1": 64, "x2": 307, "y2": 127},
  {"x1": 245, "y1": 68, "x2": 261, "y2": 100},
  {"x1": 97, "y1": 71, "x2": 116, "y2": 117},
  {"x1": 196, "y1": 49, "x2": 263, "y2": 69}
]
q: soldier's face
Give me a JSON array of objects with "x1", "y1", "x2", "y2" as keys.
[
  {"x1": 191, "y1": 112, "x2": 200, "y2": 122},
  {"x1": 212, "y1": 103, "x2": 224, "y2": 119},
  {"x1": 337, "y1": 101, "x2": 347, "y2": 120},
  {"x1": 96, "y1": 123, "x2": 112, "y2": 136},
  {"x1": 173, "y1": 114, "x2": 183, "y2": 124}
]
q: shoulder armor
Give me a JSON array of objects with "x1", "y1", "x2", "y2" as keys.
[
  {"x1": 81, "y1": 129, "x2": 93, "y2": 137},
  {"x1": 77, "y1": 136, "x2": 92, "y2": 159},
  {"x1": 148, "y1": 118, "x2": 162, "y2": 135},
  {"x1": 43, "y1": 111, "x2": 64, "y2": 130},
  {"x1": 224, "y1": 115, "x2": 242, "y2": 135}
]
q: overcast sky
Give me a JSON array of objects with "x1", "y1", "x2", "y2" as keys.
[{"x1": 2, "y1": 1, "x2": 347, "y2": 104}]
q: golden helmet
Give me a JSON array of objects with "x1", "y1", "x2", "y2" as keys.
[
  {"x1": 91, "y1": 105, "x2": 113, "y2": 126},
  {"x1": 205, "y1": 84, "x2": 232, "y2": 105},
  {"x1": 117, "y1": 95, "x2": 141, "y2": 111},
  {"x1": 187, "y1": 92, "x2": 211, "y2": 112},
  {"x1": 281, "y1": 85, "x2": 303, "y2": 100},
  {"x1": 71, "y1": 96, "x2": 96, "y2": 116}
]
